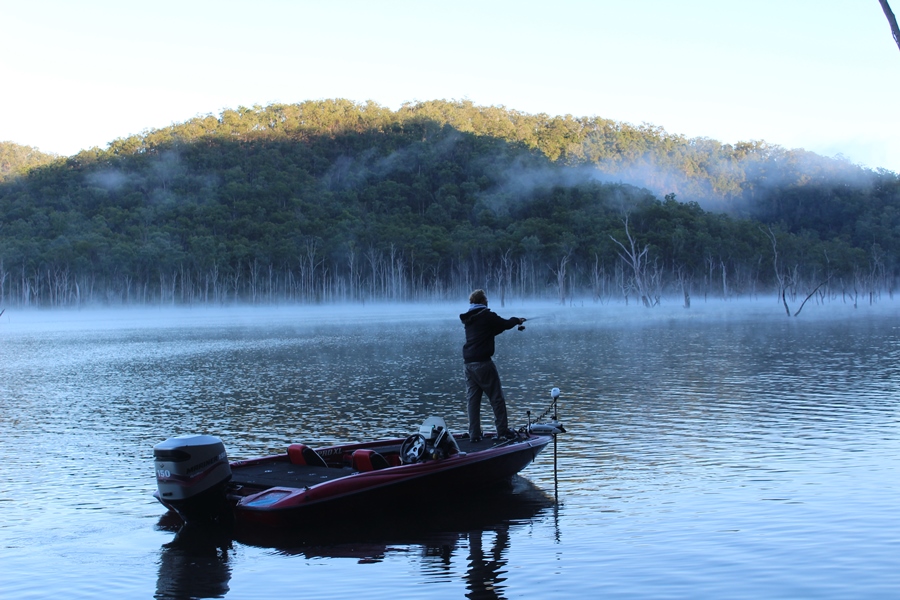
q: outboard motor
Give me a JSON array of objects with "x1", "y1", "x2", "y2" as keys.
[{"x1": 154, "y1": 434, "x2": 232, "y2": 523}]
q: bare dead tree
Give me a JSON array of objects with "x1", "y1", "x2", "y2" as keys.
[
  {"x1": 762, "y1": 225, "x2": 792, "y2": 316},
  {"x1": 880, "y1": 0, "x2": 900, "y2": 53},
  {"x1": 346, "y1": 241, "x2": 359, "y2": 301},
  {"x1": 793, "y1": 279, "x2": 830, "y2": 316},
  {"x1": 590, "y1": 253, "x2": 611, "y2": 304},
  {"x1": 648, "y1": 257, "x2": 663, "y2": 306},
  {"x1": 614, "y1": 261, "x2": 633, "y2": 305},
  {"x1": 763, "y1": 225, "x2": 829, "y2": 316},
  {"x1": 674, "y1": 264, "x2": 692, "y2": 308},
  {"x1": 497, "y1": 248, "x2": 513, "y2": 307},
  {"x1": 610, "y1": 214, "x2": 651, "y2": 307},
  {"x1": 549, "y1": 251, "x2": 571, "y2": 305}
]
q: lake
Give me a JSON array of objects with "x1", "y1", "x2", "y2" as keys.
[{"x1": 1, "y1": 300, "x2": 898, "y2": 599}]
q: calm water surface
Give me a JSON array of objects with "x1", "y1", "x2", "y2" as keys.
[{"x1": 1, "y1": 301, "x2": 898, "y2": 599}]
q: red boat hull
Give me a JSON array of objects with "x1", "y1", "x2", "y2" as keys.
[{"x1": 157, "y1": 433, "x2": 553, "y2": 528}]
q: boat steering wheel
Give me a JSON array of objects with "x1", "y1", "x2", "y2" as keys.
[{"x1": 400, "y1": 433, "x2": 427, "y2": 464}]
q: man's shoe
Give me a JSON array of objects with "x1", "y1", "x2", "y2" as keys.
[{"x1": 501, "y1": 429, "x2": 519, "y2": 441}]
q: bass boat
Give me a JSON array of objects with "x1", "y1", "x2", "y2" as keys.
[{"x1": 153, "y1": 389, "x2": 566, "y2": 528}]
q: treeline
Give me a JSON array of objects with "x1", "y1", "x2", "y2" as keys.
[{"x1": 0, "y1": 99, "x2": 898, "y2": 309}]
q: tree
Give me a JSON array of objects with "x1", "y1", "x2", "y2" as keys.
[
  {"x1": 610, "y1": 214, "x2": 652, "y2": 307},
  {"x1": 880, "y1": 0, "x2": 900, "y2": 54}
]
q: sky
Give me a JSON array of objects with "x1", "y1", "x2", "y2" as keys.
[{"x1": 2, "y1": 0, "x2": 899, "y2": 173}]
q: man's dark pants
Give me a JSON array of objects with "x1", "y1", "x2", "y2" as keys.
[{"x1": 464, "y1": 359, "x2": 509, "y2": 439}]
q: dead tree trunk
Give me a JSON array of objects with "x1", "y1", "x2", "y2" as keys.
[
  {"x1": 763, "y1": 226, "x2": 791, "y2": 316},
  {"x1": 675, "y1": 265, "x2": 692, "y2": 308},
  {"x1": 550, "y1": 252, "x2": 570, "y2": 305},
  {"x1": 498, "y1": 248, "x2": 513, "y2": 307},
  {"x1": 610, "y1": 215, "x2": 651, "y2": 307},
  {"x1": 793, "y1": 279, "x2": 829, "y2": 316},
  {"x1": 880, "y1": 0, "x2": 900, "y2": 53}
]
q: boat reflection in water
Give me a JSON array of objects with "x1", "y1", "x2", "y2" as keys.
[
  {"x1": 155, "y1": 476, "x2": 556, "y2": 599},
  {"x1": 155, "y1": 514, "x2": 234, "y2": 600}
]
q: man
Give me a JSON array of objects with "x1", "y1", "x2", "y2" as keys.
[{"x1": 459, "y1": 289, "x2": 526, "y2": 442}]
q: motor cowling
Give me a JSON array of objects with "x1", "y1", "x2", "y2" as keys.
[
  {"x1": 154, "y1": 434, "x2": 232, "y2": 522},
  {"x1": 529, "y1": 421, "x2": 566, "y2": 435}
]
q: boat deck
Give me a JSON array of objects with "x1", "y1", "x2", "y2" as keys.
[
  {"x1": 230, "y1": 462, "x2": 353, "y2": 489},
  {"x1": 228, "y1": 436, "x2": 511, "y2": 491}
]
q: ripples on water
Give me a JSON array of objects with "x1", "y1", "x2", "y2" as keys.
[{"x1": 1, "y1": 302, "x2": 898, "y2": 599}]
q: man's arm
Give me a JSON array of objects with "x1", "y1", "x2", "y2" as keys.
[{"x1": 490, "y1": 312, "x2": 525, "y2": 334}]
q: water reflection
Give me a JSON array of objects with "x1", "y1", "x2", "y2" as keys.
[
  {"x1": 154, "y1": 477, "x2": 555, "y2": 600},
  {"x1": 156, "y1": 519, "x2": 233, "y2": 600},
  {"x1": 465, "y1": 527, "x2": 510, "y2": 600}
]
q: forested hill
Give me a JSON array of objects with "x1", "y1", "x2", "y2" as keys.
[
  {"x1": 0, "y1": 142, "x2": 57, "y2": 183},
  {"x1": 1, "y1": 99, "x2": 898, "y2": 308}
]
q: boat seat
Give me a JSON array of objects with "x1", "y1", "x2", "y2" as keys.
[
  {"x1": 351, "y1": 449, "x2": 390, "y2": 471},
  {"x1": 287, "y1": 443, "x2": 328, "y2": 468}
]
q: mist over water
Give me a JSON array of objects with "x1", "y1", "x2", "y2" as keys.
[{"x1": 1, "y1": 299, "x2": 898, "y2": 599}]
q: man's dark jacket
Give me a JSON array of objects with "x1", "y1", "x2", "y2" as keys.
[{"x1": 460, "y1": 307, "x2": 519, "y2": 363}]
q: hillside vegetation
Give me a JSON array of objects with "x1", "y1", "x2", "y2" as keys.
[
  {"x1": 1, "y1": 99, "x2": 898, "y2": 309},
  {"x1": 0, "y1": 142, "x2": 57, "y2": 183}
]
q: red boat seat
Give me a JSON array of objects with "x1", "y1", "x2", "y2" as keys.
[
  {"x1": 287, "y1": 444, "x2": 328, "y2": 468},
  {"x1": 351, "y1": 449, "x2": 390, "y2": 471}
]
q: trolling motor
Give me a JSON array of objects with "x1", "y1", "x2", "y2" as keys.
[
  {"x1": 528, "y1": 387, "x2": 567, "y2": 435},
  {"x1": 524, "y1": 387, "x2": 566, "y2": 501}
]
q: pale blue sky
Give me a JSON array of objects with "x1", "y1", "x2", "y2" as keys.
[{"x1": 2, "y1": 0, "x2": 898, "y2": 172}]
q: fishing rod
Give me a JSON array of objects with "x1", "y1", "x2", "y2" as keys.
[{"x1": 516, "y1": 315, "x2": 543, "y2": 331}]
